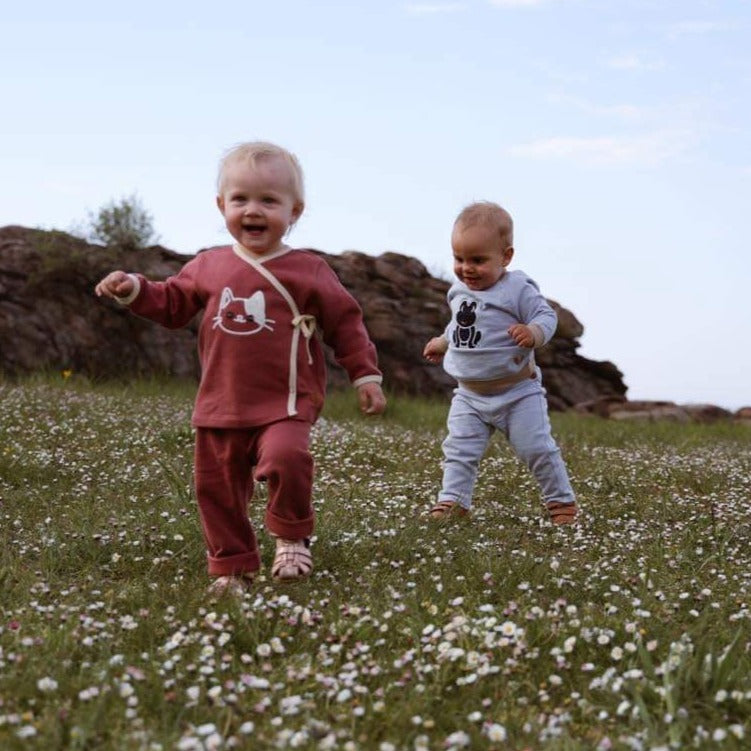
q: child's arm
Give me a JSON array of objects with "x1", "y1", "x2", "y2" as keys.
[
  {"x1": 96, "y1": 257, "x2": 205, "y2": 329},
  {"x1": 423, "y1": 335, "x2": 448, "y2": 364},
  {"x1": 508, "y1": 276, "x2": 558, "y2": 348}
]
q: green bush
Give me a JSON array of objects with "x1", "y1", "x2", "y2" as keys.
[{"x1": 87, "y1": 194, "x2": 157, "y2": 251}]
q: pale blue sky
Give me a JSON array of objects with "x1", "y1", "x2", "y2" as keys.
[{"x1": 3, "y1": 1, "x2": 749, "y2": 409}]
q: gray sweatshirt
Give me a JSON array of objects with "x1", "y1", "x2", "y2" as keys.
[{"x1": 442, "y1": 270, "x2": 558, "y2": 382}]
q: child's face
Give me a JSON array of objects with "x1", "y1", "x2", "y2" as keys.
[
  {"x1": 451, "y1": 223, "x2": 513, "y2": 290},
  {"x1": 217, "y1": 156, "x2": 303, "y2": 255}
]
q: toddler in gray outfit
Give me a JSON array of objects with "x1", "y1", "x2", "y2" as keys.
[{"x1": 424, "y1": 201, "x2": 577, "y2": 525}]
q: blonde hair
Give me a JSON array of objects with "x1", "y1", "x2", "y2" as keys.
[
  {"x1": 454, "y1": 201, "x2": 513, "y2": 246},
  {"x1": 217, "y1": 141, "x2": 305, "y2": 207}
]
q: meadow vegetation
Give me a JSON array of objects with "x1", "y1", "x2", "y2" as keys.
[{"x1": 1, "y1": 376, "x2": 750, "y2": 750}]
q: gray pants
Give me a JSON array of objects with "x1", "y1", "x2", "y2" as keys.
[{"x1": 439, "y1": 379, "x2": 575, "y2": 510}]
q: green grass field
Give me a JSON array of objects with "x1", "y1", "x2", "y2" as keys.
[{"x1": 1, "y1": 376, "x2": 750, "y2": 750}]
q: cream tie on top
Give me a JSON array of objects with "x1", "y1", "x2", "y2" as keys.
[{"x1": 234, "y1": 244, "x2": 316, "y2": 416}]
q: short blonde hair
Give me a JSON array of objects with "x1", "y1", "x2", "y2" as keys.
[
  {"x1": 217, "y1": 141, "x2": 305, "y2": 206},
  {"x1": 454, "y1": 201, "x2": 513, "y2": 246}
]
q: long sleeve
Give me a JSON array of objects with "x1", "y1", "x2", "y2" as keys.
[
  {"x1": 128, "y1": 257, "x2": 206, "y2": 329},
  {"x1": 312, "y1": 262, "x2": 381, "y2": 384},
  {"x1": 517, "y1": 276, "x2": 558, "y2": 347}
]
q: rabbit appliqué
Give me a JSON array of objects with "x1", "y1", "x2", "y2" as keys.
[{"x1": 452, "y1": 300, "x2": 481, "y2": 349}]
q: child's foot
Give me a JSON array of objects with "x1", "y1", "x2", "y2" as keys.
[
  {"x1": 428, "y1": 500, "x2": 470, "y2": 521},
  {"x1": 207, "y1": 574, "x2": 255, "y2": 598},
  {"x1": 272, "y1": 538, "x2": 312, "y2": 582},
  {"x1": 547, "y1": 501, "x2": 577, "y2": 526}
]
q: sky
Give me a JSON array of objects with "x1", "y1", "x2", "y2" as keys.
[{"x1": 2, "y1": 0, "x2": 750, "y2": 410}]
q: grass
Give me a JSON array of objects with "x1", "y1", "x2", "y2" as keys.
[{"x1": 1, "y1": 374, "x2": 750, "y2": 750}]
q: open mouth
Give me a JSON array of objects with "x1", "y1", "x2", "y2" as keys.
[{"x1": 243, "y1": 223, "x2": 266, "y2": 235}]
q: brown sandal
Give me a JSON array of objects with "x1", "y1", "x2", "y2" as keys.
[
  {"x1": 272, "y1": 538, "x2": 313, "y2": 582},
  {"x1": 207, "y1": 574, "x2": 255, "y2": 598},
  {"x1": 547, "y1": 502, "x2": 577, "y2": 526},
  {"x1": 429, "y1": 500, "x2": 470, "y2": 520}
]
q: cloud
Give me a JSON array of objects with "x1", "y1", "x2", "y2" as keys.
[
  {"x1": 668, "y1": 19, "x2": 738, "y2": 38},
  {"x1": 547, "y1": 92, "x2": 645, "y2": 121},
  {"x1": 508, "y1": 130, "x2": 696, "y2": 166},
  {"x1": 405, "y1": 2, "x2": 465, "y2": 13},
  {"x1": 488, "y1": 0, "x2": 547, "y2": 6},
  {"x1": 606, "y1": 53, "x2": 665, "y2": 72}
]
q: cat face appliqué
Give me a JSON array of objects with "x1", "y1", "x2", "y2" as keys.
[{"x1": 212, "y1": 287, "x2": 275, "y2": 336}]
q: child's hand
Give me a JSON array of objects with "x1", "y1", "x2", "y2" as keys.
[
  {"x1": 95, "y1": 271, "x2": 134, "y2": 299},
  {"x1": 423, "y1": 336, "x2": 448, "y2": 364},
  {"x1": 357, "y1": 382, "x2": 387, "y2": 416},
  {"x1": 508, "y1": 323, "x2": 534, "y2": 348}
]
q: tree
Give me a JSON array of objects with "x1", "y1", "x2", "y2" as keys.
[{"x1": 87, "y1": 194, "x2": 157, "y2": 251}]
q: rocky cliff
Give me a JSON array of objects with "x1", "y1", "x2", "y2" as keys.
[{"x1": 0, "y1": 225, "x2": 628, "y2": 410}]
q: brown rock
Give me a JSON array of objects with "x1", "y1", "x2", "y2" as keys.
[{"x1": 0, "y1": 225, "x2": 628, "y2": 409}]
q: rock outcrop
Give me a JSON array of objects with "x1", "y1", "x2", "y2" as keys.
[
  {"x1": 1, "y1": 225, "x2": 628, "y2": 409},
  {"x1": 572, "y1": 397, "x2": 750, "y2": 424}
]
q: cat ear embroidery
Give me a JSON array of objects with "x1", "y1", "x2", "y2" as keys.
[{"x1": 213, "y1": 287, "x2": 275, "y2": 336}]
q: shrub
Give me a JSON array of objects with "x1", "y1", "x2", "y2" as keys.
[{"x1": 87, "y1": 194, "x2": 157, "y2": 251}]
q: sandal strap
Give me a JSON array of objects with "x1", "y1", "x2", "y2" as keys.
[
  {"x1": 429, "y1": 500, "x2": 469, "y2": 518},
  {"x1": 547, "y1": 502, "x2": 577, "y2": 524},
  {"x1": 272, "y1": 538, "x2": 313, "y2": 580}
]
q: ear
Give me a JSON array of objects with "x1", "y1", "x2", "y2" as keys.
[
  {"x1": 216, "y1": 195, "x2": 225, "y2": 215},
  {"x1": 291, "y1": 201, "x2": 304, "y2": 224},
  {"x1": 502, "y1": 246, "x2": 514, "y2": 267}
]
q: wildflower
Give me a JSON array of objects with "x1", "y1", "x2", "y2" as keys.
[
  {"x1": 36, "y1": 677, "x2": 58, "y2": 692},
  {"x1": 484, "y1": 723, "x2": 507, "y2": 742},
  {"x1": 119, "y1": 682, "x2": 135, "y2": 698},
  {"x1": 444, "y1": 730, "x2": 471, "y2": 747},
  {"x1": 270, "y1": 637, "x2": 285, "y2": 654}
]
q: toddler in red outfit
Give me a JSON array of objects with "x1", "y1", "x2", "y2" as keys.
[{"x1": 96, "y1": 141, "x2": 386, "y2": 596}]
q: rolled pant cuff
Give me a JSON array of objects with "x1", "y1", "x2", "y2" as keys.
[
  {"x1": 207, "y1": 549, "x2": 261, "y2": 577},
  {"x1": 265, "y1": 510, "x2": 315, "y2": 540}
]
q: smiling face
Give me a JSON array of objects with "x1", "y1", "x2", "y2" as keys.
[
  {"x1": 451, "y1": 223, "x2": 514, "y2": 290},
  {"x1": 216, "y1": 155, "x2": 304, "y2": 256}
]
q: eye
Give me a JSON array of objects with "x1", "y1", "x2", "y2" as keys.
[
  {"x1": 226, "y1": 311, "x2": 236, "y2": 319},
  {"x1": 262, "y1": 196, "x2": 278, "y2": 205}
]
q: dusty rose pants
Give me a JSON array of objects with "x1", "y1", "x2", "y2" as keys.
[{"x1": 194, "y1": 420, "x2": 314, "y2": 576}]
